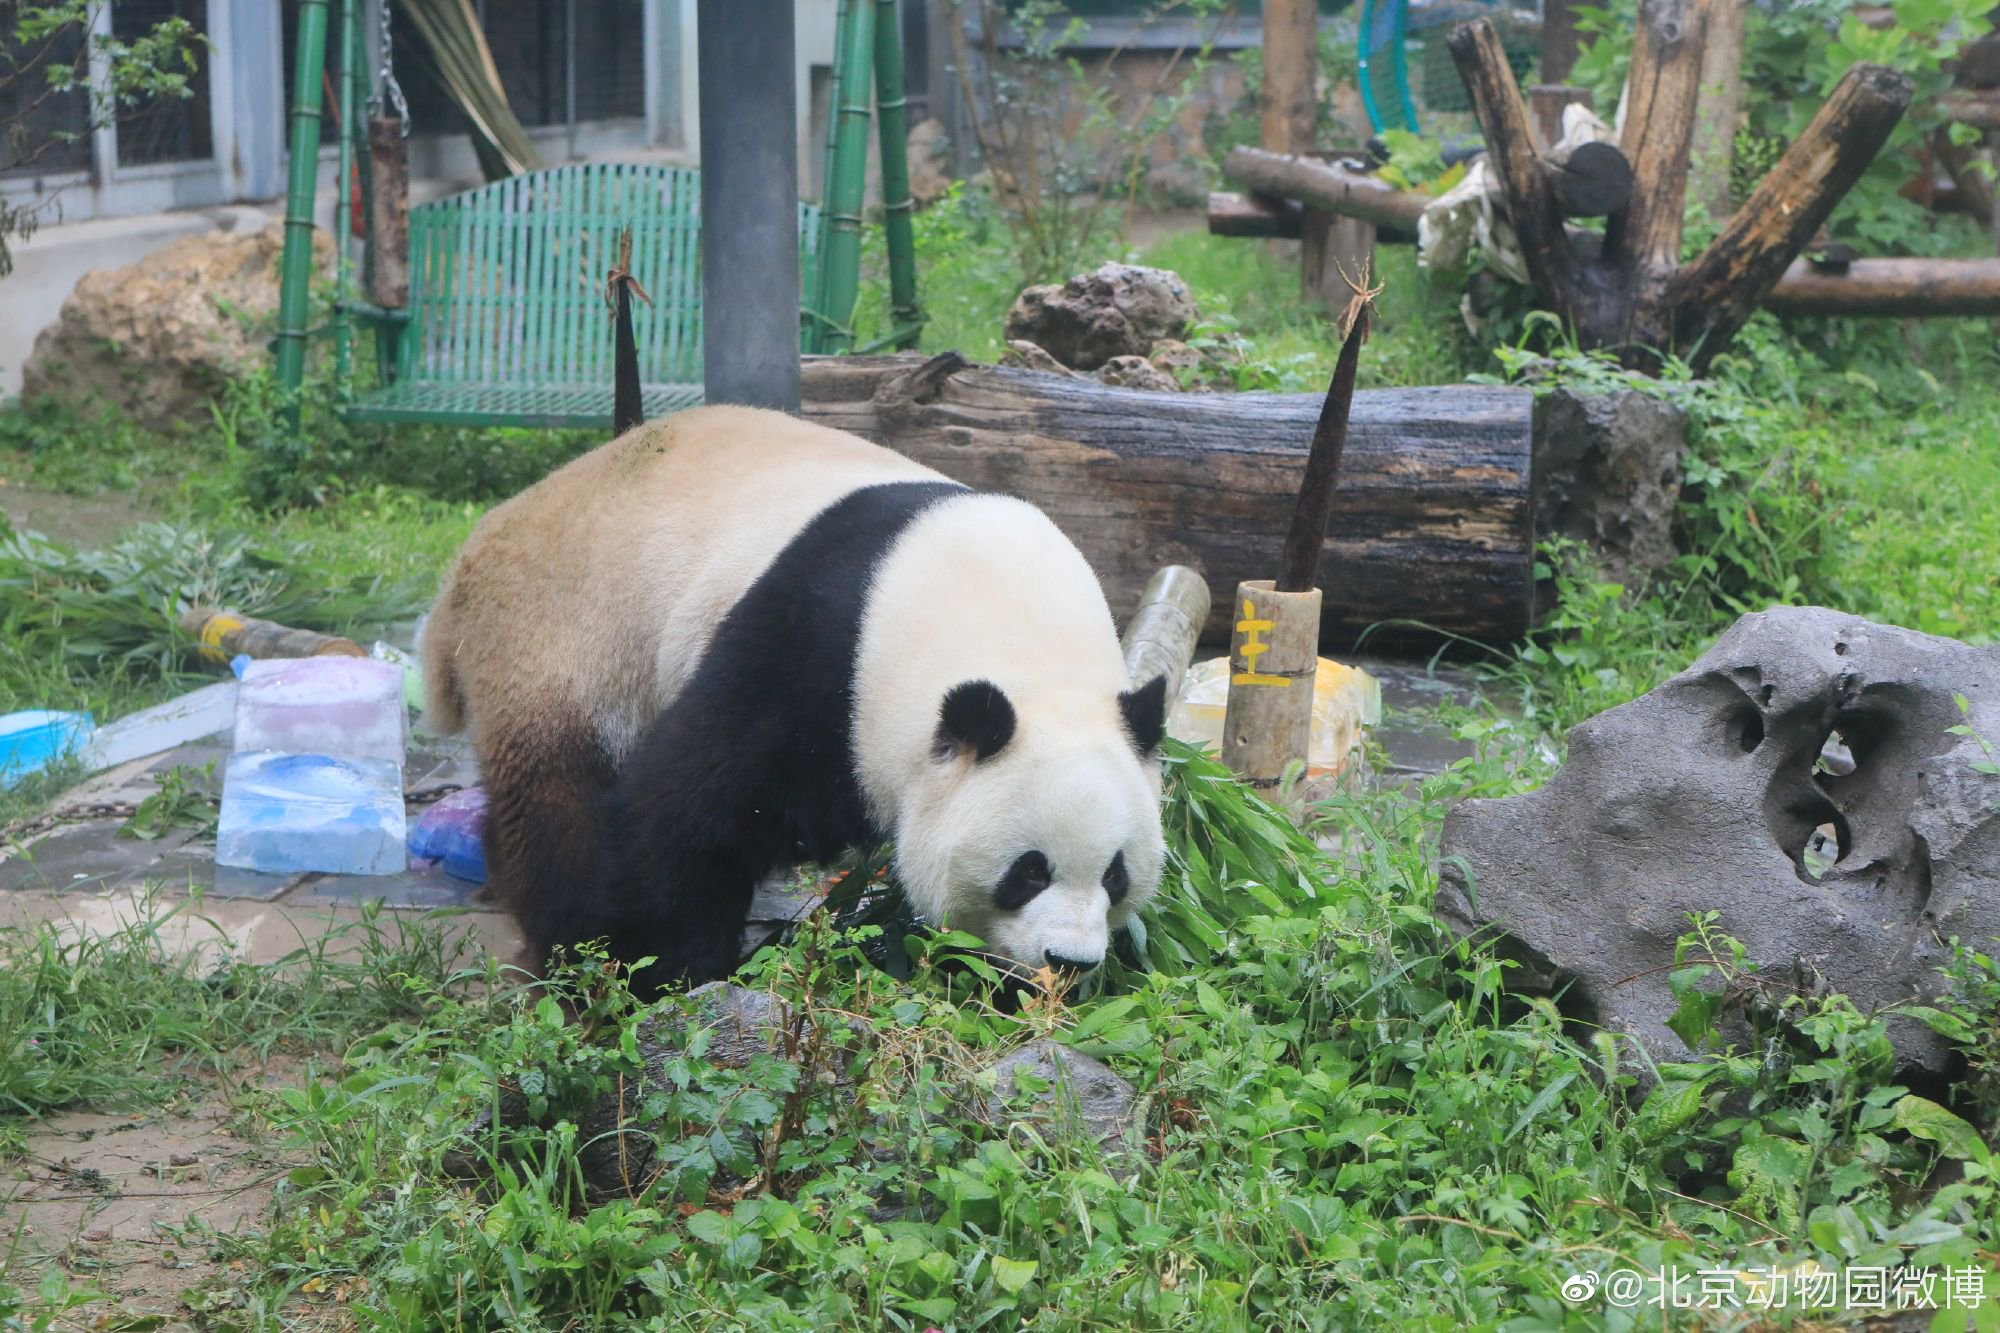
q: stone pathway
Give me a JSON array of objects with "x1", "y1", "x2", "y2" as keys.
[{"x1": 0, "y1": 655, "x2": 1487, "y2": 963}]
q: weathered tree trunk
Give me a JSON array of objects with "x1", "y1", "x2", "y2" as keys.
[
  {"x1": 799, "y1": 355, "x2": 1536, "y2": 650},
  {"x1": 1690, "y1": 0, "x2": 1748, "y2": 220},
  {"x1": 1610, "y1": 0, "x2": 1712, "y2": 285},
  {"x1": 1760, "y1": 257, "x2": 2000, "y2": 317},
  {"x1": 1449, "y1": 12, "x2": 1913, "y2": 371},
  {"x1": 1447, "y1": 20, "x2": 1576, "y2": 323}
]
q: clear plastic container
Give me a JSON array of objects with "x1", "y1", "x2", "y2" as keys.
[
  {"x1": 216, "y1": 751, "x2": 408, "y2": 876},
  {"x1": 0, "y1": 710, "x2": 95, "y2": 788},
  {"x1": 406, "y1": 787, "x2": 487, "y2": 883},
  {"x1": 232, "y1": 657, "x2": 407, "y2": 764}
]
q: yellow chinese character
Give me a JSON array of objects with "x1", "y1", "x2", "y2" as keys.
[{"x1": 1233, "y1": 596, "x2": 1288, "y2": 687}]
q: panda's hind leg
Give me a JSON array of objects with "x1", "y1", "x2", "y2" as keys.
[{"x1": 477, "y1": 705, "x2": 618, "y2": 976}]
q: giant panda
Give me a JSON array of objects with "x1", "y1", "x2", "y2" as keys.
[{"x1": 422, "y1": 405, "x2": 1169, "y2": 993}]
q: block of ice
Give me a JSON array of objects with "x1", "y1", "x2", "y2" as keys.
[
  {"x1": 406, "y1": 786, "x2": 487, "y2": 883},
  {"x1": 233, "y1": 657, "x2": 406, "y2": 764},
  {"x1": 216, "y1": 751, "x2": 408, "y2": 876}
]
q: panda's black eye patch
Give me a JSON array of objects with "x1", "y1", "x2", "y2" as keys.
[
  {"x1": 1102, "y1": 851, "x2": 1129, "y2": 905},
  {"x1": 994, "y1": 851, "x2": 1052, "y2": 911}
]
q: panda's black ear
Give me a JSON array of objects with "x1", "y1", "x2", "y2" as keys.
[
  {"x1": 1119, "y1": 675, "x2": 1168, "y2": 756},
  {"x1": 936, "y1": 680, "x2": 1016, "y2": 762}
]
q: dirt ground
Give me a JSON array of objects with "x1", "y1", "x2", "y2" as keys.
[
  {"x1": 4, "y1": 1060, "x2": 311, "y2": 1329},
  {"x1": 0, "y1": 479, "x2": 161, "y2": 547}
]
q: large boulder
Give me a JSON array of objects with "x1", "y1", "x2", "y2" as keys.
[
  {"x1": 1440, "y1": 607, "x2": 2000, "y2": 1079},
  {"x1": 22, "y1": 219, "x2": 330, "y2": 429},
  {"x1": 1003, "y1": 262, "x2": 1197, "y2": 371}
]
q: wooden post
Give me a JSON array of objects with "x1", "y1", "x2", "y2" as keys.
[
  {"x1": 1690, "y1": 0, "x2": 1747, "y2": 219},
  {"x1": 1527, "y1": 84, "x2": 1590, "y2": 152},
  {"x1": 1220, "y1": 580, "x2": 1320, "y2": 795},
  {"x1": 1261, "y1": 0, "x2": 1319, "y2": 154},
  {"x1": 1301, "y1": 209, "x2": 1376, "y2": 310},
  {"x1": 1120, "y1": 566, "x2": 1211, "y2": 713},
  {"x1": 1542, "y1": 0, "x2": 1582, "y2": 83},
  {"x1": 365, "y1": 119, "x2": 409, "y2": 308}
]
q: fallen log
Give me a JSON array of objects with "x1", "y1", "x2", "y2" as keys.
[
  {"x1": 1221, "y1": 147, "x2": 1429, "y2": 230},
  {"x1": 1208, "y1": 190, "x2": 1304, "y2": 239},
  {"x1": 800, "y1": 355, "x2": 1536, "y2": 650},
  {"x1": 1760, "y1": 257, "x2": 2000, "y2": 317}
]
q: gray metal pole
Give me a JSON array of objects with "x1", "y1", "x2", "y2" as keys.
[{"x1": 698, "y1": 0, "x2": 802, "y2": 413}]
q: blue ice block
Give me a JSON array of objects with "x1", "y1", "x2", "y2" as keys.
[
  {"x1": 216, "y1": 751, "x2": 408, "y2": 876},
  {"x1": 1, "y1": 710, "x2": 95, "y2": 788},
  {"x1": 406, "y1": 786, "x2": 487, "y2": 883}
]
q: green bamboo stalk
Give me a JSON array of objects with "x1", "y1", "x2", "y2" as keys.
[
  {"x1": 873, "y1": 0, "x2": 923, "y2": 350},
  {"x1": 275, "y1": 0, "x2": 330, "y2": 432},
  {"x1": 814, "y1": 0, "x2": 875, "y2": 355},
  {"x1": 332, "y1": 0, "x2": 358, "y2": 389},
  {"x1": 807, "y1": 0, "x2": 848, "y2": 354}
]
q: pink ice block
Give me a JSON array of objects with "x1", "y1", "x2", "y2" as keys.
[{"x1": 232, "y1": 657, "x2": 407, "y2": 764}]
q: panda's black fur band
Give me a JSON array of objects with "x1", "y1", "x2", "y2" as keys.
[{"x1": 555, "y1": 481, "x2": 967, "y2": 994}]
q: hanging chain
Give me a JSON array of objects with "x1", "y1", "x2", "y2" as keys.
[{"x1": 375, "y1": 0, "x2": 410, "y2": 135}]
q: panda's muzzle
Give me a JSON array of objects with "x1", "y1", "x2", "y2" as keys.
[{"x1": 1044, "y1": 949, "x2": 1102, "y2": 972}]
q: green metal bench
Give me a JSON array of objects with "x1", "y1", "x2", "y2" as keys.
[{"x1": 344, "y1": 163, "x2": 823, "y2": 429}]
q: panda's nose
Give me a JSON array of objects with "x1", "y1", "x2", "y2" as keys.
[{"x1": 1044, "y1": 949, "x2": 1101, "y2": 972}]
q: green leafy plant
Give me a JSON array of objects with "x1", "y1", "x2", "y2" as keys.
[{"x1": 118, "y1": 761, "x2": 218, "y2": 842}]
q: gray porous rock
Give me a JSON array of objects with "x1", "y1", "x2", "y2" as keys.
[
  {"x1": 1439, "y1": 606, "x2": 2000, "y2": 1074},
  {"x1": 1095, "y1": 354, "x2": 1182, "y2": 393},
  {"x1": 999, "y1": 339, "x2": 1083, "y2": 378},
  {"x1": 1002, "y1": 263, "x2": 1197, "y2": 371},
  {"x1": 980, "y1": 1040, "x2": 1138, "y2": 1151}
]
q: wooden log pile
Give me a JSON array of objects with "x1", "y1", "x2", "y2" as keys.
[
  {"x1": 799, "y1": 354, "x2": 1536, "y2": 650},
  {"x1": 1215, "y1": 7, "x2": 2000, "y2": 346}
]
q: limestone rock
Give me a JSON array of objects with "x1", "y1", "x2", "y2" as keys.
[
  {"x1": 1095, "y1": 354, "x2": 1181, "y2": 393},
  {"x1": 1440, "y1": 607, "x2": 2000, "y2": 1078},
  {"x1": 999, "y1": 339, "x2": 1082, "y2": 378},
  {"x1": 906, "y1": 117, "x2": 954, "y2": 206},
  {"x1": 981, "y1": 1039, "x2": 1138, "y2": 1150},
  {"x1": 1002, "y1": 262, "x2": 1197, "y2": 371},
  {"x1": 1147, "y1": 338, "x2": 1206, "y2": 380},
  {"x1": 23, "y1": 219, "x2": 331, "y2": 429}
]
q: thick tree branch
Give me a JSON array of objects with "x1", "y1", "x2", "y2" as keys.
[
  {"x1": 1608, "y1": 0, "x2": 1713, "y2": 271},
  {"x1": 1447, "y1": 19, "x2": 1575, "y2": 320},
  {"x1": 1669, "y1": 63, "x2": 1912, "y2": 365}
]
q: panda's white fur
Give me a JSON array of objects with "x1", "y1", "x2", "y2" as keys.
[
  {"x1": 423, "y1": 405, "x2": 1166, "y2": 992},
  {"x1": 854, "y1": 493, "x2": 1166, "y2": 970}
]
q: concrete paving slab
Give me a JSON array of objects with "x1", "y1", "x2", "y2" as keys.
[{"x1": 298, "y1": 863, "x2": 486, "y2": 910}]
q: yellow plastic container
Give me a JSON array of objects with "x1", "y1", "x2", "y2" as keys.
[{"x1": 1169, "y1": 656, "x2": 1382, "y2": 780}]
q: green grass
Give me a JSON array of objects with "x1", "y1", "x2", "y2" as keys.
[{"x1": 4, "y1": 748, "x2": 1997, "y2": 1328}]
